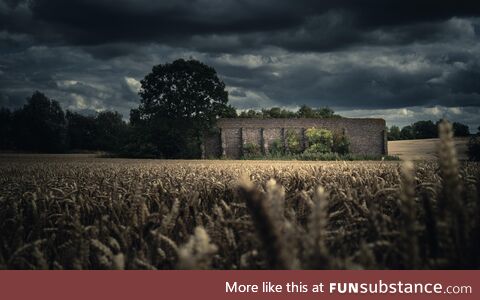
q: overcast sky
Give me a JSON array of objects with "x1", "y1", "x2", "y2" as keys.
[{"x1": 1, "y1": 0, "x2": 480, "y2": 129}]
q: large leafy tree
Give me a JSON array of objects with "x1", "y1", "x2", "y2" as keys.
[
  {"x1": 452, "y1": 122, "x2": 470, "y2": 137},
  {"x1": 412, "y1": 120, "x2": 437, "y2": 139},
  {"x1": 131, "y1": 59, "x2": 232, "y2": 158},
  {"x1": 0, "y1": 108, "x2": 13, "y2": 150},
  {"x1": 94, "y1": 111, "x2": 128, "y2": 151},
  {"x1": 13, "y1": 91, "x2": 67, "y2": 152},
  {"x1": 66, "y1": 110, "x2": 128, "y2": 152},
  {"x1": 66, "y1": 111, "x2": 97, "y2": 150},
  {"x1": 387, "y1": 125, "x2": 401, "y2": 141},
  {"x1": 400, "y1": 125, "x2": 415, "y2": 140}
]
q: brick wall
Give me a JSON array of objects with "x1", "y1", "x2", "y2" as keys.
[{"x1": 204, "y1": 118, "x2": 387, "y2": 158}]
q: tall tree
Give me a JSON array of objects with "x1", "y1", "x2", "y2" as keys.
[
  {"x1": 452, "y1": 122, "x2": 470, "y2": 137},
  {"x1": 220, "y1": 105, "x2": 237, "y2": 118},
  {"x1": 66, "y1": 111, "x2": 97, "y2": 150},
  {"x1": 0, "y1": 108, "x2": 13, "y2": 150},
  {"x1": 94, "y1": 111, "x2": 128, "y2": 151},
  {"x1": 132, "y1": 59, "x2": 230, "y2": 158},
  {"x1": 400, "y1": 125, "x2": 415, "y2": 140},
  {"x1": 388, "y1": 125, "x2": 401, "y2": 140},
  {"x1": 412, "y1": 120, "x2": 437, "y2": 139},
  {"x1": 297, "y1": 105, "x2": 314, "y2": 118},
  {"x1": 13, "y1": 91, "x2": 67, "y2": 152}
]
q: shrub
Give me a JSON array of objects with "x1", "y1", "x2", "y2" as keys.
[
  {"x1": 468, "y1": 135, "x2": 480, "y2": 161},
  {"x1": 305, "y1": 128, "x2": 333, "y2": 147},
  {"x1": 304, "y1": 127, "x2": 334, "y2": 154},
  {"x1": 332, "y1": 132, "x2": 350, "y2": 155},
  {"x1": 285, "y1": 129, "x2": 303, "y2": 154},
  {"x1": 269, "y1": 138, "x2": 285, "y2": 156},
  {"x1": 304, "y1": 143, "x2": 331, "y2": 154},
  {"x1": 243, "y1": 142, "x2": 261, "y2": 157}
]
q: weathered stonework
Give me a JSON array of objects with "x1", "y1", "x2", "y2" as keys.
[{"x1": 204, "y1": 118, "x2": 387, "y2": 159}]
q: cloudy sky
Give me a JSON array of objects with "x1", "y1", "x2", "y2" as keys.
[{"x1": 1, "y1": 0, "x2": 480, "y2": 129}]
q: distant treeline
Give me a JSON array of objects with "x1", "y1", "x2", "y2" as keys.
[
  {"x1": 237, "y1": 105, "x2": 340, "y2": 119},
  {"x1": 0, "y1": 91, "x2": 128, "y2": 153},
  {"x1": 387, "y1": 120, "x2": 474, "y2": 141}
]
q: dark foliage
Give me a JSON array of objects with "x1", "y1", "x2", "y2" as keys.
[
  {"x1": 332, "y1": 132, "x2": 350, "y2": 155},
  {"x1": 400, "y1": 125, "x2": 415, "y2": 140},
  {"x1": 387, "y1": 125, "x2": 401, "y2": 141},
  {"x1": 388, "y1": 120, "x2": 471, "y2": 141},
  {"x1": 452, "y1": 122, "x2": 470, "y2": 137},
  {"x1": 66, "y1": 111, "x2": 97, "y2": 150},
  {"x1": 468, "y1": 135, "x2": 480, "y2": 161},
  {"x1": 412, "y1": 120, "x2": 438, "y2": 139},
  {"x1": 219, "y1": 105, "x2": 238, "y2": 118},
  {"x1": 127, "y1": 59, "x2": 230, "y2": 158},
  {"x1": 238, "y1": 105, "x2": 339, "y2": 119},
  {"x1": 12, "y1": 91, "x2": 67, "y2": 153},
  {"x1": 297, "y1": 105, "x2": 338, "y2": 118},
  {"x1": 0, "y1": 91, "x2": 127, "y2": 153},
  {"x1": 0, "y1": 108, "x2": 13, "y2": 150},
  {"x1": 93, "y1": 111, "x2": 128, "y2": 151}
]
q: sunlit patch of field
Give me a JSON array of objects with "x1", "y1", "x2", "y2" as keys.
[{"x1": 388, "y1": 138, "x2": 469, "y2": 160}]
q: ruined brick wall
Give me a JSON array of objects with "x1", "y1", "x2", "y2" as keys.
[{"x1": 204, "y1": 118, "x2": 387, "y2": 158}]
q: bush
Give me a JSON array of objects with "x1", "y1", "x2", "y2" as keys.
[
  {"x1": 304, "y1": 127, "x2": 334, "y2": 154},
  {"x1": 285, "y1": 129, "x2": 303, "y2": 154},
  {"x1": 305, "y1": 128, "x2": 333, "y2": 147},
  {"x1": 243, "y1": 142, "x2": 261, "y2": 157},
  {"x1": 468, "y1": 136, "x2": 480, "y2": 161},
  {"x1": 304, "y1": 143, "x2": 331, "y2": 154},
  {"x1": 269, "y1": 138, "x2": 285, "y2": 156},
  {"x1": 332, "y1": 132, "x2": 350, "y2": 155}
]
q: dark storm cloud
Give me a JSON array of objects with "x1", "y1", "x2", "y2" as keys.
[
  {"x1": 2, "y1": 0, "x2": 479, "y2": 51},
  {"x1": 1, "y1": 0, "x2": 480, "y2": 129}
]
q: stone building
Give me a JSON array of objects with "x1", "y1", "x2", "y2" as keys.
[{"x1": 204, "y1": 118, "x2": 387, "y2": 159}]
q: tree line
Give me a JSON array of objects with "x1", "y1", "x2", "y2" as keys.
[
  {"x1": 387, "y1": 120, "x2": 473, "y2": 141},
  {"x1": 0, "y1": 91, "x2": 128, "y2": 153},
  {"x1": 237, "y1": 105, "x2": 339, "y2": 119}
]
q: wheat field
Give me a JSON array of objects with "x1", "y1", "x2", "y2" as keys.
[
  {"x1": 389, "y1": 138, "x2": 469, "y2": 160},
  {"x1": 0, "y1": 123, "x2": 479, "y2": 270}
]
